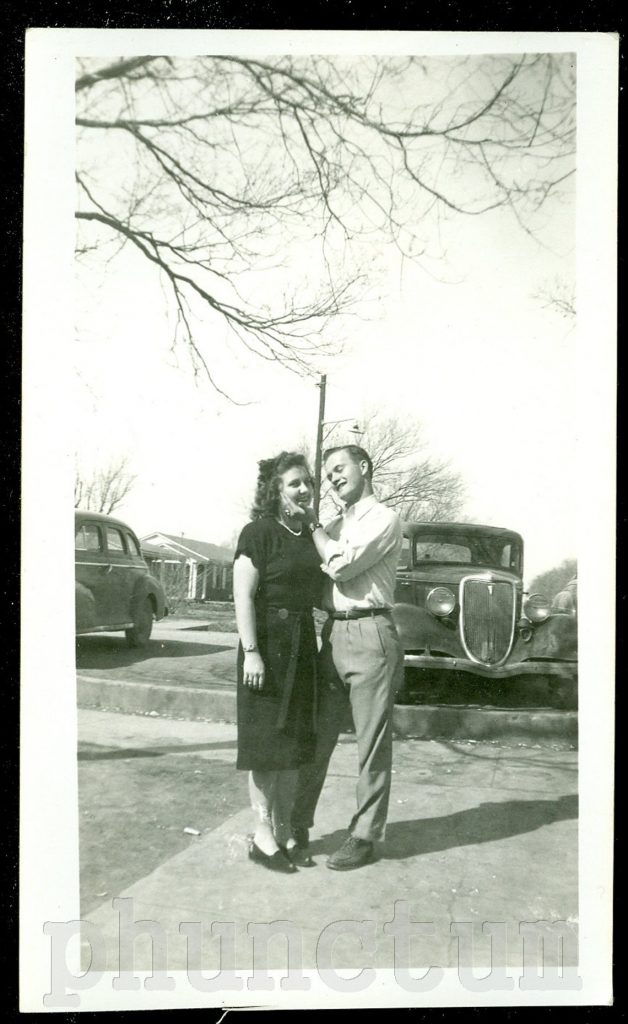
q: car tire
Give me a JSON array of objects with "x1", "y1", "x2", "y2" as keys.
[{"x1": 125, "y1": 597, "x2": 154, "y2": 648}]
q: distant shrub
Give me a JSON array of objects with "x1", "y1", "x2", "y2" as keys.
[{"x1": 529, "y1": 558, "x2": 577, "y2": 599}]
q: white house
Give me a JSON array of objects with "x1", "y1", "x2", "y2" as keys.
[{"x1": 140, "y1": 532, "x2": 234, "y2": 601}]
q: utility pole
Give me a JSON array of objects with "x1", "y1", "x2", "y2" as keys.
[{"x1": 313, "y1": 373, "x2": 327, "y2": 516}]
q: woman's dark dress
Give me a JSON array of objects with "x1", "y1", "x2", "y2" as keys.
[{"x1": 234, "y1": 517, "x2": 322, "y2": 771}]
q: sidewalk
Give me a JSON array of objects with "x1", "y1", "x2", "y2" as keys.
[{"x1": 78, "y1": 709, "x2": 578, "y2": 974}]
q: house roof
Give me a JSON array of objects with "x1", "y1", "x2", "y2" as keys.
[
  {"x1": 140, "y1": 532, "x2": 234, "y2": 564},
  {"x1": 140, "y1": 541, "x2": 186, "y2": 560}
]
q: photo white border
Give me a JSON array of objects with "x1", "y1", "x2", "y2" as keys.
[{"x1": 21, "y1": 28, "x2": 616, "y2": 1010}]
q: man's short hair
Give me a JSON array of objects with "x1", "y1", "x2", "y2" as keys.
[{"x1": 323, "y1": 444, "x2": 374, "y2": 481}]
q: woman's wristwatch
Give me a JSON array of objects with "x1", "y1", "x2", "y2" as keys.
[{"x1": 243, "y1": 642, "x2": 258, "y2": 653}]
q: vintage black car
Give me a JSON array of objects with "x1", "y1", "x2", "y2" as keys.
[
  {"x1": 75, "y1": 510, "x2": 167, "y2": 646},
  {"x1": 392, "y1": 522, "x2": 577, "y2": 707}
]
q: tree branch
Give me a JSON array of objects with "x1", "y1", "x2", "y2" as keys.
[{"x1": 76, "y1": 56, "x2": 162, "y2": 92}]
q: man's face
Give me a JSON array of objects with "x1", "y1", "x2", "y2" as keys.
[{"x1": 324, "y1": 450, "x2": 368, "y2": 507}]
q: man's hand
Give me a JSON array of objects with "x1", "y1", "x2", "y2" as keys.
[{"x1": 282, "y1": 495, "x2": 317, "y2": 527}]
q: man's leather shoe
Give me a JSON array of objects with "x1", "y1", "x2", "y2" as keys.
[
  {"x1": 280, "y1": 843, "x2": 315, "y2": 867},
  {"x1": 326, "y1": 835, "x2": 374, "y2": 871},
  {"x1": 248, "y1": 841, "x2": 297, "y2": 873}
]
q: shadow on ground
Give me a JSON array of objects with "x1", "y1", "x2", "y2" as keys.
[
  {"x1": 76, "y1": 635, "x2": 232, "y2": 668},
  {"x1": 311, "y1": 793, "x2": 578, "y2": 861},
  {"x1": 78, "y1": 740, "x2": 237, "y2": 760}
]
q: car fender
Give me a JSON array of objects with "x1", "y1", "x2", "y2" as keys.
[
  {"x1": 131, "y1": 575, "x2": 166, "y2": 621},
  {"x1": 75, "y1": 580, "x2": 96, "y2": 629},
  {"x1": 392, "y1": 602, "x2": 463, "y2": 657},
  {"x1": 520, "y1": 611, "x2": 578, "y2": 662}
]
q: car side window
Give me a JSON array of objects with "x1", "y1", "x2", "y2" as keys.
[
  {"x1": 75, "y1": 523, "x2": 103, "y2": 552},
  {"x1": 106, "y1": 527, "x2": 127, "y2": 553},
  {"x1": 126, "y1": 532, "x2": 141, "y2": 557},
  {"x1": 500, "y1": 544, "x2": 512, "y2": 568}
]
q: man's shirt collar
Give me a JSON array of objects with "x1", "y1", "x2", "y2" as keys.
[{"x1": 343, "y1": 493, "x2": 377, "y2": 521}]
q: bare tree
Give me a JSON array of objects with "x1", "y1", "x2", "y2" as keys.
[
  {"x1": 220, "y1": 525, "x2": 245, "y2": 550},
  {"x1": 533, "y1": 275, "x2": 576, "y2": 321},
  {"x1": 361, "y1": 414, "x2": 466, "y2": 521},
  {"x1": 74, "y1": 457, "x2": 137, "y2": 514},
  {"x1": 303, "y1": 411, "x2": 466, "y2": 523},
  {"x1": 75, "y1": 54, "x2": 575, "y2": 395}
]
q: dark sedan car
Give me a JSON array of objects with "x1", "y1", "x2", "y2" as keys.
[
  {"x1": 392, "y1": 522, "x2": 577, "y2": 706},
  {"x1": 75, "y1": 510, "x2": 167, "y2": 646}
]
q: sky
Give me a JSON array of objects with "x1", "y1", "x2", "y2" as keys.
[{"x1": 73, "y1": 92, "x2": 576, "y2": 585}]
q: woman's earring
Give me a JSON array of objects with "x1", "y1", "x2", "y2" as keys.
[{"x1": 284, "y1": 508, "x2": 291, "y2": 517}]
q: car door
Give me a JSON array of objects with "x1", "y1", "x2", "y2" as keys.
[
  {"x1": 102, "y1": 524, "x2": 136, "y2": 626},
  {"x1": 75, "y1": 519, "x2": 111, "y2": 630}
]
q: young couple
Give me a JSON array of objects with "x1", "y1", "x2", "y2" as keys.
[{"x1": 233, "y1": 444, "x2": 403, "y2": 874}]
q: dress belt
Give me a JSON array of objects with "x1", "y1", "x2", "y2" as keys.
[
  {"x1": 264, "y1": 605, "x2": 311, "y2": 620},
  {"x1": 329, "y1": 607, "x2": 391, "y2": 620}
]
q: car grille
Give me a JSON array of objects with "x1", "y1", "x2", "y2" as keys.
[{"x1": 461, "y1": 579, "x2": 515, "y2": 665}]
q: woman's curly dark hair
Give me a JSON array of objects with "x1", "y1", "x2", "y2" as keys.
[{"x1": 250, "y1": 451, "x2": 314, "y2": 520}]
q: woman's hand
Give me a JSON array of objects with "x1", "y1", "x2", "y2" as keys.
[{"x1": 243, "y1": 650, "x2": 265, "y2": 690}]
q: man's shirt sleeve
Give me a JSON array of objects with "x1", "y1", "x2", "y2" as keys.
[{"x1": 322, "y1": 508, "x2": 401, "y2": 582}]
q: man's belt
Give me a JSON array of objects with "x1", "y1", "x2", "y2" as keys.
[{"x1": 329, "y1": 607, "x2": 391, "y2": 620}]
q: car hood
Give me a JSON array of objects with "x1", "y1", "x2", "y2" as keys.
[{"x1": 397, "y1": 565, "x2": 521, "y2": 587}]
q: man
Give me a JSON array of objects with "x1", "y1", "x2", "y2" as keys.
[{"x1": 287, "y1": 445, "x2": 403, "y2": 871}]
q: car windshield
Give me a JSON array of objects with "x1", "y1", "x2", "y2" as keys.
[{"x1": 411, "y1": 533, "x2": 522, "y2": 572}]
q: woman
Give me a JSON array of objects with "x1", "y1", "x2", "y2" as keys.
[{"x1": 233, "y1": 452, "x2": 322, "y2": 873}]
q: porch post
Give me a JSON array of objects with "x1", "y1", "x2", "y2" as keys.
[{"x1": 188, "y1": 560, "x2": 197, "y2": 600}]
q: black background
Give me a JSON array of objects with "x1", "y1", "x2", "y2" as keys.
[{"x1": 4, "y1": 3, "x2": 623, "y2": 1021}]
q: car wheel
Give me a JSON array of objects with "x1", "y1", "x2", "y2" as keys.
[{"x1": 125, "y1": 598, "x2": 154, "y2": 648}]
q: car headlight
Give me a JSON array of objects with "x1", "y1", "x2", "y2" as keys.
[
  {"x1": 426, "y1": 586, "x2": 456, "y2": 617},
  {"x1": 524, "y1": 593, "x2": 551, "y2": 624}
]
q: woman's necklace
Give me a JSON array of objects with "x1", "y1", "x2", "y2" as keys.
[{"x1": 277, "y1": 516, "x2": 303, "y2": 537}]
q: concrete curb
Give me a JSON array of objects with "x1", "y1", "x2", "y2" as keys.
[
  {"x1": 77, "y1": 676, "x2": 236, "y2": 723},
  {"x1": 77, "y1": 675, "x2": 578, "y2": 747},
  {"x1": 392, "y1": 702, "x2": 577, "y2": 746}
]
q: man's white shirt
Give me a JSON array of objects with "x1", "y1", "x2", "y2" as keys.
[{"x1": 321, "y1": 494, "x2": 402, "y2": 611}]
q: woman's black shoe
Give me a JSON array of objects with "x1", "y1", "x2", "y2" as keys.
[
  {"x1": 280, "y1": 843, "x2": 315, "y2": 868},
  {"x1": 249, "y1": 841, "x2": 297, "y2": 873}
]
